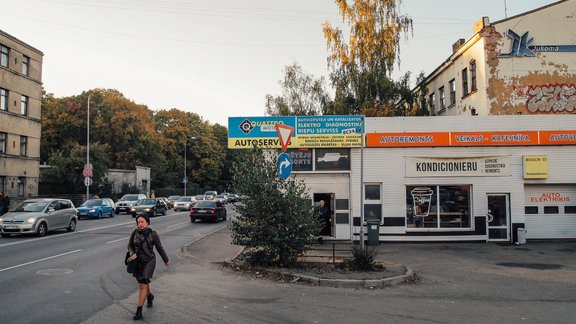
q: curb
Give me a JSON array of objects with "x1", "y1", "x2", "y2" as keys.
[{"x1": 277, "y1": 266, "x2": 414, "y2": 289}]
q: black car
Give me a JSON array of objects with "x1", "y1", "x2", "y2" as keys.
[
  {"x1": 190, "y1": 200, "x2": 227, "y2": 223},
  {"x1": 130, "y1": 198, "x2": 167, "y2": 218}
]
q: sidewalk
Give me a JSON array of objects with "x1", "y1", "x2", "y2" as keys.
[{"x1": 83, "y1": 229, "x2": 576, "y2": 323}]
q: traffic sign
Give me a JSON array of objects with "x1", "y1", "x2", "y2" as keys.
[
  {"x1": 278, "y1": 153, "x2": 293, "y2": 179},
  {"x1": 275, "y1": 123, "x2": 294, "y2": 152},
  {"x1": 182, "y1": 177, "x2": 188, "y2": 184},
  {"x1": 84, "y1": 177, "x2": 93, "y2": 186},
  {"x1": 83, "y1": 168, "x2": 93, "y2": 177},
  {"x1": 84, "y1": 163, "x2": 93, "y2": 169}
]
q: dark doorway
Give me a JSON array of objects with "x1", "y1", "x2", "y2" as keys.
[{"x1": 314, "y1": 193, "x2": 333, "y2": 237}]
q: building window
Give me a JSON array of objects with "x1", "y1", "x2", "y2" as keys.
[
  {"x1": 0, "y1": 45, "x2": 8, "y2": 67},
  {"x1": 420, "y1": 98, "x2": 427, "y2": 112},
  {"x1": 315, "y1": 148, "x2": 350, "y2": 171},
  {"x1": 0, "y1": 176, "x2": 5, "y2": 192},
  {"x1": 365, "y1": 184, "x2": 381, "y2": 200},
  {"x1": 449, "y1": 79, "x2": 456, "y2": 106},
  {"x1": 461, "y1": 68, "x2": 469, "y2": 96},
  {"x1": 286, "y1": 148, "x2": 313, "y2": 171},
  {"x1": 364, "y1": 184, "x2": 382, "y2": 224},
  {"x1": 0, "y1": 132, "x2": 6, "y2": 154},
  {"x1": 406, "y1": 185, "x2": 471, "y2": 229},
  {"x1": 543, "y1": 206, "x2": 559, "y2": 214},
  {"x1": 1, "y1": 88, "x2": 7, "y2": 111},
  {"x1": 470, "y1": 60, "x2": 477, "y2": 92},
  {"x1": 21, "y1": 95, "x2": 28, "y2": 115},
  {"x1": 439, "y1": 86, "x2": 446, "y2": 111},
  {"x1": 22, "y1": 55, "x2": 30, "y2": 76},
  {"x1": 429, "y1": 93, "x2": 435, "y2": 114},
  {"x1": 525, "y1": 206, "x2": 538, "y2": 214},
  {"x1": 565, "y1": 206, "x2": 576, "y2": 214},
  {"x1": 20, "y1": 135, "x2": 28, "y2": 156}
]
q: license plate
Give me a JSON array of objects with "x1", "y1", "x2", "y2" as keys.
[
  {"x1": 5, "y1": 226, "x2": 18, "y2": 230},
  {"x1": 198, "y1": 210, "x2": 206, "y2": 213}
]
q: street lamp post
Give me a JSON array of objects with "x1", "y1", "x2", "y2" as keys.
[
  {"x1": 183, "y1": 137, "x2": 196, "y2": 196},
  {"x1": 86, "y1": 92, "x2": 94, "y2": 202}
]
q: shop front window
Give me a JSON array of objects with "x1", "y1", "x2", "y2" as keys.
[
  {"x1": 286, "y1": 148, "x2": 313, "y2": 171},
  {"x1": 315, "y1": 148, "x2": 350, "y2": 171},
  {"x1": 406, "y1": 185, "x2": 471, "y2": 229}
]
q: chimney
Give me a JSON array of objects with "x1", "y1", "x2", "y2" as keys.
[{"x1": 452, "y1": 39, "x2": 466, "y2": 53}]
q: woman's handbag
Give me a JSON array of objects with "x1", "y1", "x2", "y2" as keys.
[{"x1": 125, "y1": 251, "x2": 137, "y2": 273}]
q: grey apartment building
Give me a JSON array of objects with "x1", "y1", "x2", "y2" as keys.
[{"x1": 0, "y1": 29, "x2": 43, "y2": 203}]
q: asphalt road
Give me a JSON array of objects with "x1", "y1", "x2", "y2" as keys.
[{"x1": 0, "y1": 206, "x2": 231, "y2": 324}]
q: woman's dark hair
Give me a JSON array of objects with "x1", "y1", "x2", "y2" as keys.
[{"x1": 135, "y1": 213, "x2": 150, "y2": 225}]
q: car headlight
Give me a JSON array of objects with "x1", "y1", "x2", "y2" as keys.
[
  {"x1": 144, "y1": 208, "x2": 150, "y2": 212},
  {"x1": 130, "y1": 208, "x2": 136, "y2": 212},
  {"x1": 26, "y1": 217, "x2": 36, "y2": 224},
  {"x1": 0, "y1": 218, "x2": 3, "y2": 224},
  {"x1": 89, "y1": 209, "x2": 96, "y2": 213}
]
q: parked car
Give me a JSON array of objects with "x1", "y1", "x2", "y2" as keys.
[
  {"x1": 115, "y1": 194, "x2": 147, "y2": 214},
  {"x1": 204, "y1": 191, "x2": 218, "y2": 200},
  {"x1": 190, "y1": 200, "x2": 227, "y2": 223},
  {"x1": 158, "y1": 197, "x2": 172, "y2": 209},
  {"x1": 173, "y1": 196, "x2": 195, "y2": 211},
  {"x1": 167, "y1": 195, "x2": 181, "y2": 207},
  {"x1": 0, "y1": 198, "x2": 78, "y2": 237},
  {"x1": 129, "y1": 198, "x2": 167, "y2": 218},
  {"x1": 77, "y1": 198, "x2": 115, "y2": 219}
]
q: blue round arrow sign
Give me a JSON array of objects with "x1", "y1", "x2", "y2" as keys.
[{"x1": 278, "y1": 153, "x2": 293, "y2": 179}]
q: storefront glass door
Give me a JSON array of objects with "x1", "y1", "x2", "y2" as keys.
[{"x1": 487, "y1": 194, "x2": 510, "y2": 241}]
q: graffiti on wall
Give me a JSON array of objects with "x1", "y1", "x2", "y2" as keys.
[{"x1": 526, "y1": 84, "x2": 576, "y2": 113}]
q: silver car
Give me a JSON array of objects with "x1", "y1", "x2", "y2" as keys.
[{"x1": 0, "y1": 198, "x2": 78, "y2": 237}]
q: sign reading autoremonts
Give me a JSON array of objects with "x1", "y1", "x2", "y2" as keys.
[{"x1": 228, "y1": 115, "x2": 363, "y2": 149}]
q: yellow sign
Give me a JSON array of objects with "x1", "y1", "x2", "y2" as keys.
[
  {"x1": 523, "y1": 155, "x2": 548, "y2": 179},
  {"x1": 228, "y1": 137, "x2": 296, "y2": 149}
]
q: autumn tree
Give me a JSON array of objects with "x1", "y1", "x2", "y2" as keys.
[
  {"x1": 265, "y1": 62, "x2": 331, "y2": 116},
  {"x1": 322, "y1": 0, "x2": 413, "y2": 116}
]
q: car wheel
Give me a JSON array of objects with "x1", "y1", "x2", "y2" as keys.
[
  {"x1": 110, "y1": 210, "x2": 115, "y2": 218},
  {"x1": 190, "y1": 217, "x2": 195, "y2": 223},
  {"x1": 36, "y1": 222, "x2": 47, "y2": 237},
  {"x1": 67, "y1": 219, "x2": 77, "y2": 232},
  {"x1": 1, "y1": 233, "x2": 11, "y2": 238},
  {"x1": 97, "y1": 211, "x2": 102, "y2": 219},
  {"x1": 162, "y1": 209, "x2": 166, "y2": 216}
]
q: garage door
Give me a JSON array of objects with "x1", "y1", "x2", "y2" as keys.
[{"x1": 524, "y1": 185, "x2": 576, "y2": 239}]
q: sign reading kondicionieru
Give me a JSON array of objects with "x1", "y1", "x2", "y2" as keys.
[
  {"x1": 406, "y1": 156, "x2": 511, "y2": 177},
  {"x1": 228, "y1": 115, "x2": 363, "y2": 149}
]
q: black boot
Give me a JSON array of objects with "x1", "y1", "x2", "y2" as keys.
[
  {"x1": 133, "y1": 306, "x2": 143, "y2": 320},
  {"x1": 146, "y1": 293, "x2": 154, "y2": 308}
]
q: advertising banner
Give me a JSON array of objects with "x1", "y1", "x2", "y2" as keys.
[
  {"x1": 406, "y1": 156, "x2": 511, "y2": 177},
  {"x1": 228, "y1": 115, "x2": 362, "y2": 149}
]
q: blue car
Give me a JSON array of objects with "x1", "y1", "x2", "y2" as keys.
[{"x1": 77, "y1": 198, "x2": 115, "y2": 219}]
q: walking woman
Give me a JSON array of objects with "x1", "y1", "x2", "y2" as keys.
[{"x1": 127, "y1": 213, "x2": 171, "y2": 320}]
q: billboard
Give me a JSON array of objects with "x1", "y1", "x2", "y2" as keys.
[{"x1": 228, "y1": 115, "x2": 363, "y2": 149}]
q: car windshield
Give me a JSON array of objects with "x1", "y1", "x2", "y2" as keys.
[
  {"x1": 168, "y1": 196, "x2": 180, "y2": 200},
  {"x1": 121, "y1": 195, "x2": 140, "y2": 201},
  {"x1": 137, "y1": 199, "x2": 156, "y2": 205},
  {"x1": 81, "y1": 199, "x2": 102, "y2": 207},
  {"x1": 195, "y1": 195, "x2": 205, "y2": 200},
  {"x1": 12, "y1": 200, "x2": 50, "y2": 212},
  {"x1": 216, "y1": 195, "x2": 226, "y2": 199},
  {"x1": 195, "y1": 201, "x2": 216, "y2": 208},
  {"x1": 178, "y1": 197, "x2": 192, "y2": 202},
  {"x1": 205, "y1": 191, "x2": 217, "y2": 196}
]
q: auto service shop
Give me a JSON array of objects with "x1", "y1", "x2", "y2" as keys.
[{"x1": 229, "y1": 114, "x2": 576, "y2": 243}]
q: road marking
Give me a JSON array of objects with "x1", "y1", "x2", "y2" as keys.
[
  {"x1": 0, "y1": 249, "x2": 82, "y2": 273},
  {"x1": 106, "y1": 237, "x2": 129, "y2": 244},
  {"x1": 166, "y1": 221, "x2": 190, "y2": 228}
]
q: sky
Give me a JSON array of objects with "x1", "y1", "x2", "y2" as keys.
[{"x1": 1, "y1": 0, "x2": 557, "y2": 126}]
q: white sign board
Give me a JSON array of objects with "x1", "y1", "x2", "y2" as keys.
[{"x1": 406, "y1": 156, "x2": 511, "y2": 177}]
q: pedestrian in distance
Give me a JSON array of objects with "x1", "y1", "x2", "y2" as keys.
[{"x1": 127, "y1": 213, "x2": 171, "y2": 320}]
